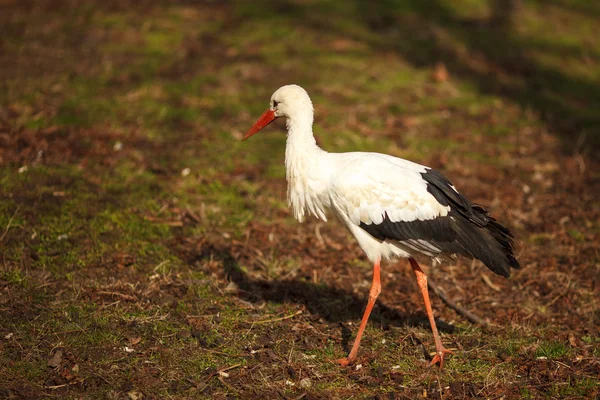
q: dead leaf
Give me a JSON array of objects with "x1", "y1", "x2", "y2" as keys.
[
  {"x1": 48, "y1": 349, "x2": 63, "y2": 369},
  {"x1": 224, "y1": 281, "x2": 239, "y2": 293},
  {"x1": 128, "y1": 336, "x2": 142, "y2": 346},
  {"x1": 433, "y1": 62, "x2": 449, "y2": 82},
  {"x1": 568, "y1": 333, "x2": 579, "y2": 348},
  {"x1": 330, "y1": 39, "x2": 362, "y2": 51},
  {"x1": 60, "y1": 367, "x2": 77, "y2": 382},
  {"x1": 127, "y1": 389, "x2": 143, "y2": 400},
  {"x1": 398, "y1": 116, "x2": 419, "y2": 128}
]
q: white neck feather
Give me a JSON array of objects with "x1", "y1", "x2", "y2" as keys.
[{"x1": 284, "y1": 111, "x2": 331, "y2": 222}]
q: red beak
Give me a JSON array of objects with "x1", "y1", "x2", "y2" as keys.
[{"x1": 243, "y1": 109, "x2": 277, "y2": 140}]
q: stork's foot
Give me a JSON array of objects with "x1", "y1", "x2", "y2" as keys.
[
  {"x1": 428, "y1": 346, "x2": 454, "y2": 369},
  {"x1": 335, "y1": 357, "x2": 355, "y2": 367}
]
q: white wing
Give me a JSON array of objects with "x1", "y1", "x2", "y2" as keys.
[
  {"x1": 328, "y1": 152, "x2": 453, "y2": 258},
  {"x1": 330, "y1": 153, "x2": 450, "y2": 226},
  {"x1": 327, "y1": 152, "x2": 517, "y2": 275}
]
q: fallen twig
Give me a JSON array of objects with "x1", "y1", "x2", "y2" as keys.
[
  {"x1": 44, "y1": 379, "x2": 84, "y2": 390},
  {"x1": 218, "y1": 363, "x2": 243, "y2": 374},
  {"x1": 0, "y1": 206, "x2": 20, "y2": 243},
  {"x1": 545, "y1": 275, "x2": 572, "y2": 307},
  {"x1": 254, "y1": 310, "x2": 303, "y2": 324},
  {"x1": 96, "y1": 291, "x2": 138, "y2": 301},
  {"x1": 186, "y1": 206, "x2": 203, "y2": 224},
  {"x1": 481, "y1": 274, "x2": 502, "y2": 292},
  {"x1": 428, "y1": 278, "x2": 489, "y2": 327},
  {"x1": 142, "y1": 215, "x2": 183, "y2": 226},
  {"x1": 203, "y1": 348, "x2": 247, "y2": 358},
  {"x1": 203, "y1": 363, "x2": 243, "y2": 381},
  {"x1": 314, "y1": 223, "x2": 324, "y2": 245},
  {"x1": 218, "y1": 376, "x2": 237, "y2": 393}
]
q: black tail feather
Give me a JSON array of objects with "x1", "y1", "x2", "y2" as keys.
[
  {"x1": 458, "y1": 207, "x2": 520, "y2": 277},
  {"x1": 422, "y1": 169, "x2": 520, "y2": 277}
]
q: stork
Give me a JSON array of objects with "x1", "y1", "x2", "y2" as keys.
[{"x1": 243, "y1": 84, "x2": 519, "y2": 368}]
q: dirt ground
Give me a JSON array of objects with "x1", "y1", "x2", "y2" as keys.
[{"x1": 1, "y1": 1, "x2": 599, "y2": 399}]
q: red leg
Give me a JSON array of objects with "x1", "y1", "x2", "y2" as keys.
[
  {"x1": 408, "y1": 258, "x2": 453, "y2": 369},
  {"x1": 336, "y1": 259, "x2": 381, "y2": 367}
]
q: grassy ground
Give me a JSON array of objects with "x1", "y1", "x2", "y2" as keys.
[{"x1": 1, "y1": 0, "x2": 599, "y2": 398}]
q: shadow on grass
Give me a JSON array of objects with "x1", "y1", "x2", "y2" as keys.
[
  {"x1": 355, "y1": 0, "x2": 600, "y2": 156},
  {"x1": 257, "y1": 0, "x2": 600, "y2": 158},
  {"x1": 10, "y1": 0, "x2": 598, "y2": 158},
  {"x1": 185, "y1": 241, "x2": 456, "y2": 356}
]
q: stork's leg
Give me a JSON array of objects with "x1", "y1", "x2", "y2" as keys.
[
  {"x1": 408, "y1": 257, "x2": 453, "y2": 369},
  {"x1": 336, "y1": 259, "x2": 381, "y2": 367}
]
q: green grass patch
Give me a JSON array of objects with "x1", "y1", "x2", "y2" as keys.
[
  {"x1": 1, "y1": 0, "x2": 599, "y2": 398},
  {"x1": 535, "y1": 341, "x2": 570, "y2": 359}
]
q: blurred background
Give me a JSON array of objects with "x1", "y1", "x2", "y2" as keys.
[{"x1": 1, "y1": 1, "x2": 599, "y2": 399}]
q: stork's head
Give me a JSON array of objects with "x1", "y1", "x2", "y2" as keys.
[{"x1": 243, "y1": 84, "x2": 314, "y2": 140}]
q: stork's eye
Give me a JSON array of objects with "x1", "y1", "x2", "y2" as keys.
[{"x1": 273, "y1": 100, "x2": 279, "y2": 107}]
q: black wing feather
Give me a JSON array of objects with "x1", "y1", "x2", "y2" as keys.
[{"x1": 359, "y1": 168, "x2": 520, "y2": 277}]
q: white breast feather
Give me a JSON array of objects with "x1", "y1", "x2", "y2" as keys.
[{"x1": 286, "y1": 150, "x2": 330, "y2": 223}]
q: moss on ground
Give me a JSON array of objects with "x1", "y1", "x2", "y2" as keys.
[{"x1": 1, "y1": 0, "x2": 599, "y2": 398}]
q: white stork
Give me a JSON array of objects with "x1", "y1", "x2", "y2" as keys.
[{"x1": 243, "y1": 84, "x2": 519, "y2": 368}]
